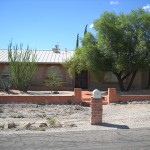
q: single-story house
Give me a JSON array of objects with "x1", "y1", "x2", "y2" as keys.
[{"x1": 0, "y1": 49, "x2": 149, "y2": 90}]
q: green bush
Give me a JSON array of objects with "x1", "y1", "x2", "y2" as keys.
[
  {"x1": 47, "y1": 117, "x2": 56, "y2": 126},
  {"x1": 8, "y1": 42, "x2": 37, "y2": 92},
  {"x1": 44, "y1": 73, "x2": 63, "y2": 93}
]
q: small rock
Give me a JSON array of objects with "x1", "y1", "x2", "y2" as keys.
[
  {"x1": 69, "y1": 123, "x2": 77, "y2": 127},
  {"x1": 53, "y1": 91, "x2": 59, "y2": 94},
  {"x1": 38, "y1": 127, "x2": 46, "y2": 131},
  {"x1": 25, "y1": 123, "x2": 32, "y2": 130},
  {"x1": 39, "y1": 123, "x2": 48, "y2": 128},
  {"x1": 0, "y1": 124, "x2": 4, "y2": 129}
]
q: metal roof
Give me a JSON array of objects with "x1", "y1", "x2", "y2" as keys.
[{"x1": 0, "y1": 49, "x2": 74, "y2": 63}]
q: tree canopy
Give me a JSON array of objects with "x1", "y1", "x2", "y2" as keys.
[{"x1": 64, "y1": 8, "x2": 150, "y2": 91}]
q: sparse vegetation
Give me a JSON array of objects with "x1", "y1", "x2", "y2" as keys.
[
  {"x1": 0, "y1": 104, "x2": 91, "y2": 132},
  {"x1": 47, "y1": 117, "x2": 56, "y2": 126},
  {"x1": 7, "y1": 121, "x2": 16, "y2": 129},
  {"x1": 44, "y1": 72, "x2": 63, "y2": 94}
]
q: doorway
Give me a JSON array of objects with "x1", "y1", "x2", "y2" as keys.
[{"x1": 75, "y1": 70, "x2": 88, "y2": 89}]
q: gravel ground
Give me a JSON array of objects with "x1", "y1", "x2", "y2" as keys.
[{"x1": 0, "y1": 101, "x2": 150, "y2": 134}]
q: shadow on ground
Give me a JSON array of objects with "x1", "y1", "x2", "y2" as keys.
[{"x1": 95, "y1": 122, "x2": 130, "y2": 129}]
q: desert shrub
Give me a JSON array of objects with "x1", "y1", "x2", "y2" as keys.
[
  {"x1": 44, "y1": 73, "x2": 63, "y2": 94},
  {"x1": 47, "y1": 117, "x2": 62, "y2": 128},
  {"x1": 47, "y1": 117, "x2": 56, "y2": 126},
  {"x1": 7, "y1": 121, "x2": 16, "y2": 129}
]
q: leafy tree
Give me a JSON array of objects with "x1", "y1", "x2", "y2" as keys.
[
  {"x1": 65, "y1": 8, "x2": 150, "y2": 91},
  {"x1": 76, "y1": 24, "x2": 88, "y2": 49},
  {"x1": 8, "y1": 42, "x2": 37, "y2": 92},
  {"x1": 44, "y1": 72, "x2": 63, "y2": 94},
  {"x1": 63, "y1": 32, "x2": 98, "y2": 78},
  {"x1": 94, "y1": 9, "x2": 150, "y2": 91}
]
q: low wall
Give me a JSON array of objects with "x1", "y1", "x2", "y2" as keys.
[
  {"x1": 0, "y1": 88, "x2": 82, "y2": 104},
  {"x1": 108, "y1": 88, "x2": 150, "y2": 103},
  {"x1": 1, "y1": 88, "x2": 149, "y2": 105}
]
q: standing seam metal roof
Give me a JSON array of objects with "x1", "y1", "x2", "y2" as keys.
[{"x1": 0, "y1": 50, "x2": 74, "y2": 63}]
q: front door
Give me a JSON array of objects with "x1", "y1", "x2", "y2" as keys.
[{"x1": 75, "y1": 70, "x2": 88, "y2": 89}]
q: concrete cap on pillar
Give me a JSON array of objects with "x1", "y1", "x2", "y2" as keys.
[{"x1": 92, "y1": 89, "x2": 102, "y2": 99}]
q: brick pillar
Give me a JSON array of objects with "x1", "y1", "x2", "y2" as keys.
[
  {"x1": 108, "y1": 88, "x2": 116, "y2": 103},
  {"x1": 74, "y1": 88, "x2": 82, "y2": 103},
  {"x1": 91, "y1": 98, "x2": 103, "y2": 125}
]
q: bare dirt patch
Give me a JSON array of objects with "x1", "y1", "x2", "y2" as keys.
[
  {"x1": 0, "y1": 102, "x2": 150, "y2": 134},
  {"x1": 0, "y1": 104, "x2": 90, "y2": 133},
  {"x1": 0, "y1": 90, "x2": 74, "y2": 96}
]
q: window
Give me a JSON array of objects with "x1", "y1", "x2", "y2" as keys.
[
  {"x1": 65, "y1": 70, "x2": 72, "y2": 85},
  {"x1": 1, "y1": 66, "x2": 10, "y2": 75},
  {"x1": 46, "y1": 66, "x2": 63, "y2": 81},
  {"x1": 0, "y1": 66, "x2": 11, "y2": 89},
  {"x1": 104, "y1": 71, "x2": 118, "y2": 83}
]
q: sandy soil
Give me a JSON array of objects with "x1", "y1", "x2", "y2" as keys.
[
  {"x1": 0, "y1": 102, "x2": 150, "y2": 134},
  {"x1": 0, "y1": 89, "x2": 150, "y2": 134},
  {"x1": 0, "y1": 89, "x2": 150, "y2": 96},
  {"x1": 0, "y1": 90, "x2": 74, "y2": 96}
]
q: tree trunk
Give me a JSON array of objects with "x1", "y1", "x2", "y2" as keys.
[
  {"x1": 126, "y1": 70, "x2": 137, "y2": 91},
  {"x1": 114, "y1": 70, "x2": 137, "y2": 91},
  {"x1": 115, "y1": 72, "x2": 125, "y2": 91}
]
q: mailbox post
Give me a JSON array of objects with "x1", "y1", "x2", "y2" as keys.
[{"x1": 91, "y1": 89, "x2": 103, "y2": 125}]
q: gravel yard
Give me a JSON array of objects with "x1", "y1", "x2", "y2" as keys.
[{"x1": 0, "y1": 101, "x2": 150, "y2": 134}]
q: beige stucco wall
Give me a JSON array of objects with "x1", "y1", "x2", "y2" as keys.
[
  {"x1": 31, "y1": 65, "x2": 44, "y2": 86},
  {"x1": 131, "y1": 71, "x2": 149, "y2": 89},
  {"x1": 89, "y1": 71, "x2": 149, "y2": 90},
  {"x1": 131, "y1": 71, "x2": 142, "y2": 89},
  {"x1": 141, "y1": 71, "x2": 149, "y2": 88},
  {"x1": 31, "y1": 64, "x2": 73, "y2": 88},
  {"x1": 89, "y1": 72, "x2": 119, "y2": 90},
  {"x1": 0, "y1": 62, "x2": 149, "y2": 90}
]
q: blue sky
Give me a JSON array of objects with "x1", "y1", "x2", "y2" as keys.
[{"x1": 0, "y1": 0, "x2": 150, "y2": 50}]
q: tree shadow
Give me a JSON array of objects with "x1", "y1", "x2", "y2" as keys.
[{"x1": 95, "y1": 122, "x2": 130, "y2": 129}]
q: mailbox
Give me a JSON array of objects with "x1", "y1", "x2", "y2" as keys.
[{"x1": 92, "y1": 89, "x2": 102, "y2": 99}]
